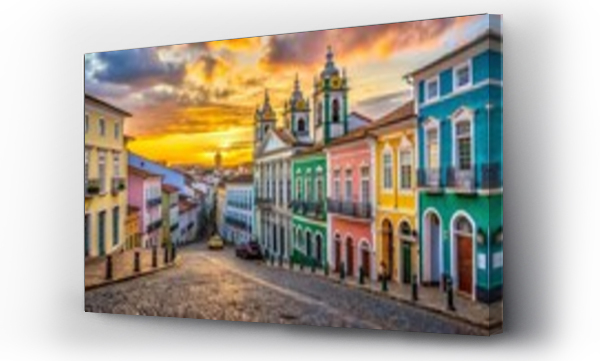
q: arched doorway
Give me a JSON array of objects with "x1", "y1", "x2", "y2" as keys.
[
  {"x1": 315, "y1": 234, "x2": 323, "y2": 266},
  {"x1": 360, "y1": 242, "x2": 371, "y2": 280},
  {"x1": 400, "y1": 221, "x2": 413, "y2": 284},
  {"x1": 346, "y1": 236, "x2": 354, "y2": 277},
  {"x1": 306, "y1": 231, "x2": 313, "y2": 262},
  {"x1": 453, "y1": 215, "x2": 474, "y2": 296},
  {"x1": 381, "y1": 219, "x2": 394, "y2": 281},
  {"x1": 424, "y1": 211, "x2": 442, "y2": 285}
]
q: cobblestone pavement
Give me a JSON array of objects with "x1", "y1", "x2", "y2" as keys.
[{"x1": 85, "y1": 243, "x2": 487, "y2": 335}]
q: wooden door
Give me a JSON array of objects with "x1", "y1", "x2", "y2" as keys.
[
  {"x1": 458, "y1": 235, "x2": 473, "y2": 294},
  {"x1": 346, "y1": 239, "x2": 354, "y2": 277},
  {"x1": 335, "y1": 240, "x2": 341, "y2": 272},
  {"x1": 362, "y1": 248, "x2": 371, "y2": 279}
]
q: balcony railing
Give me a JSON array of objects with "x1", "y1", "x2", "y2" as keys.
[
  {"x1": 417, "y1": 168, "x2": 442, "y2": 191},
  {"x1": 85, "y1": 178, "x2": 101, "y2": 198},
  {"x1": 327, "y1": 199, "x2": 372, "y2": 219},
  {"x1": 255, "y1": 196, "x2": 273, "y2": 207},
  {"x1": 111, "y1": 177, "x2": 126, "y2": 195},
  {"x1": 418, "y1": 163, "x2": 502, "y2": 193},
  {"x1": 146, "y1": 219, "x2": 163, "y2": 233},
  {"x1": 146, "y1": 197, "x2": 162, "y2": 208},
  {"x1": 293, "y1": 200, "x2": 325, "y2": 219},
  {"x1": 446, "y1": 167, "x2": 476, "y2": 193}
]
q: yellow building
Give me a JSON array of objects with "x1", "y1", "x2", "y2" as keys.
[
  {"x1": 125, "y1": 205, "x2": 142, "y2": 249},
  {"x1": 371, "y1": 101, "x2": 418, "y2": 284},
  {"x1": 84, "y1": 94, "x2": 131, "y2": 258}
]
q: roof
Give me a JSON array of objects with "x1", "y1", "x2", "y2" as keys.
[
  {"x1": 85, "y1": 94, "x2": 132, "y2": 117},
  {"x1": 406, "y1": 30, "x2": 502, "y2": 78},
  {"x1": 326, "y1": 125, "x2": 372, "y2": 148},
  {"x1": 273, "y1": 128, "x2": 298, "y2": 145},
  {"x1": 369, "y1": 101, "x2": 416, "y2": 132},
  {"x1": 349, "y1": 111, "x2": 374, "y2": 124},
  {"x1": 293, "y1": 143, "x2": 326, "y2": 158},
  {"x1": 161, "y1": 184, "x2": 179, "y2": 194},
  {"x1": 128, "y1": 165, "x2": 162, "y2": 179},
  {"x1": 226, "y1": 174, "x2": 254, "y2": 184}
]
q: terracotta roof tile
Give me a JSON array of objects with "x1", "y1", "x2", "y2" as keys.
[{"x1": 128, "y1": 166, "x2": 162, "y2": 179}]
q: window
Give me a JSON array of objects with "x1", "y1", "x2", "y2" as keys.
[
  {"x1": 98, "y1": 151, "x2": 106, "y2": 193},
  {"x1": 99, "y1": 118, "x2": 106, "y2": 136},
  {"x1": 426, "y1": 128, "x2": 439, "y2": 169},
  {"x1": 425, "y1": 77, "x2": 439, "y2": 102},
  {"x1": 112, "y1": 207, "x2": 120, "y2": 246},
  {"x1": 297, "y1": 118, "x2": 306, "y2": 132},
  {"x1": 360, "y1": 166, "x2": 370, "y2": 203},
  {"x1": 316, "y1": 171, "x2": 324, "y2": 201},
  {"x1": 305, "y1": 177, "x2": 311, "y2": 201},
  {"x1": 85, "y1": 114, "x2": 89, "y2": 133},
  {"x1": 399, "y1": 150, "x2": 412, "y2": 190},
  {"x1": 383, "y1": 151, "x2": 393, "y2": 190},
  {"x1": 332, "y1": 99, "x2": 340, "y2": 123},
  {"x1": 296, "y1": 178, "x2": 302, "y2": 200},
  {"x1": 333, "y1": 169, "x2": 341, "y2": 200},
  {"x1": 454, "y1": 61, "x2": 472, "y2": 90},
  {"x1": 114, "y1": 122, "x2": 120, "y2": 139},
  {"x1": 113, "y1": 153, "x2": 120, "y2": 178},
  {"x1": 455, "y1": 121, "x2": 472, "y2": 170},
  {"x1": 344, "y1": 169, "x2": 352, "y2": 201}
]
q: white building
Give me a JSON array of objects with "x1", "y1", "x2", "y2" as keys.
[{"x1": 224, "y1": 175, "x2": 254, "y2": 245}]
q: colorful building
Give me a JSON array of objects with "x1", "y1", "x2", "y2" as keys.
[
  {"x1": 178, "y1": 197, "x2": 199, "y2": 244},
  {"x1": 125, "y1": 205, "x2": 142, "y2": 249},
  {"x1": 161, "y1": 184, "x2": 180, "y2": 247},
  {"x1": 224, "y1": 175, "x2": 254, "y2": 245},
  {"x1": 216, "y1": 183, "x2": 226, "y2": 238},
  {"x1": 84, "y1": 94, "x2": 130, "y2": 258},
  {"x1": 370, "y1": 102, "x2": 418, "y2": 284},
  {"x1": 325, "y1": 121, "x2": 376, "y2": 279},
  {"x1": 408, "y1": 30, "x2": 503, "y2": 302},
  {"x1": 127, "y1": 166, "x2": 163, "y2": 248}
]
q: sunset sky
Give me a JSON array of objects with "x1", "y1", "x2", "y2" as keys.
[{"x1": 85, "y1": 14, "x2": 496, "y2": 167}]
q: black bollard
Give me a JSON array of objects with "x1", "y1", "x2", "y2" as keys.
[
  {"x1": 134, "y1": 251, "x2": 140, "y2": 273},
  {"x1": 300, "y1": 260, "x2": 304, "y2": 271},
  {"x1": 105, "y1": 255, "x2": 113, "y2": 280},
  {"x1": 279, "y1": 254, "x2": 283, "y2": 267},
  {"x1": 171, "y1": 244, "x2": 177, "y2": 262},
  {"x1": 324, "y1": 263, "x2": 329, "y2": 277},
  {"x1": 412, "y1": 274, "x2": 418, "y2": 301},
  {"x1": 270, "y1": 254, "x2": 275, "y2": 266},
  {"x1": 152, "y1": 247, "x2": 157, "y2": 268},
  {"x1": 290, "y1": 257, "x2": 294, "y2": 270},
  {"x1": 340, "y1": 262, "x2": 345, "y2": 281},
  {"x1": 446, "y1": 277, "x2": 456, "y2": 311},
  {"x1": 164, "y1": 246, "x2": 169, "y2": 264},
  {"x1": 382, "y1": 273, "x2": 388, "y2": 292},
  {"x1": 311, "y1": 258, "x2": 316, "y2": 273},
  {"x1": 359, "y1": 266, "x2": 365, "y2": 285}
]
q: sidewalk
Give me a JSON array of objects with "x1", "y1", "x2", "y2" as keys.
[
  {"x1": 85, "y1": 247, "x2": 177, "y2": 290},
  {"x1": 262, "y1": 260, "x2": 502, "y2": 331}
]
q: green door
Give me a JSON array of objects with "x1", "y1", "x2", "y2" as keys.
[
  {"x1": 402, "y1": 242, "x2": 411, "y2": 284},
  {"x1": 98, "y1": 211, "x2": 106, "y2": 256}
]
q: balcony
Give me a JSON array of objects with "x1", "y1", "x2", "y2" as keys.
[
  {"x1": 111, "y1": 177, "x2": 126, "y2": 195},
  {"x1": 85, "y1": 179, "x2": 101, "y2": 198},
  {"x1": 146, "y1": 197, "x2": 162, "y2": 208},
  {"x1": 146, "y1": 219, "x2": 163, "y2": 233},
  {"x1": 417, "y1": 168, "x2": 443, "y2": 193},
  {"x1": 481, "y1": 162, "x2": 502, "y2": 190},
  {"x1": 295, "y1": 200, "x2": 326, "y2": 220},
  {"x1": 446, "y1": 167, "x2": 476, "y2": 194},
  {"x1": 328, "y1": 199, "x2": 372, "y2": 219}
]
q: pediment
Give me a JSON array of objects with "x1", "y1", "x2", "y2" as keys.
[{"x1": 258, "y1": 129, "x2": 290, "y2": 155}]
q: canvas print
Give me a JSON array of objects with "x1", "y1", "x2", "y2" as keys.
[{"x1": 84, "y1": 14, "x2": 503, "y2": 336}]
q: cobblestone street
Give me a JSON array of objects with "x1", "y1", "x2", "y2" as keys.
[{"x1": 85, "y1": 243, "x2": 488, "y2": 335}]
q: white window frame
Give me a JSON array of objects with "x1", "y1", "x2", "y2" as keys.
[
  {"x1": 360, "y1": 165, "x2": 370, "y2": 203},
  {"x1": 424, "y1": 76, "x2": 440, "y2": 103},
  {"x1": 333, "y1": 169, "x2": 341, "y2": 201},
  {"x1": 98, "y1": 150, "x2": 106, "y2": 194},
  {"x1": 99, "y1": 118, "x2": 106, "y2": 136},
  {"x1": 399, "y1": 148, "x2": 413, "y2": 191},
  {"x1": 114, "y1": 121, "x2": 120, "y2": 140},
  {"x1": 344, "y1": 168, "x2": 352, "y2": 202},
  {"x1": 113, "y1": 152, "x2": 120, "y2": 178},
  {"x1": 423, "y1": 118, "x2": 440, "y2": 170},
  {"x1": 382, "y1": 148, "x2": 393, "y2": 191},
  {"x1": 453, "y1": 60, "x2": 472, "y2": 92},
  {"x1": 450, "y1": 107, "x2": 475, "y2": 170}
]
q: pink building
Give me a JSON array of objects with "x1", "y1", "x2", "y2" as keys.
[
  {"x1": 128, "y1": 166, "x2": 163, "y2": 248},
  {"x1": 325, "y1": 124, "x2": 376, "y2": 280}
]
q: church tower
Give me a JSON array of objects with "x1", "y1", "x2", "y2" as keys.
[
  {"x1": 313, "y1": 46, "x2": 349, "y2": 145},
  {"x1": 254, "y1": 89, "x2": 277, "y2": 152},
  {"x1": 284, "y1": 74, "x2": 311, "y2": 143}
]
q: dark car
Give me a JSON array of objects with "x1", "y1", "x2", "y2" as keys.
[{"x1": 235, "y1": 241, "x2": 262, "y2": 260}]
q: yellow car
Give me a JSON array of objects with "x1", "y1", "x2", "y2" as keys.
[{"x1": 208, "y1": 235, "x2": 224, "y2": 250}]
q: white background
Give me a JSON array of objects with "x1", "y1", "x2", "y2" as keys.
[{"x1": 1, "y1": 0, "x2": 599, "y2": 360}]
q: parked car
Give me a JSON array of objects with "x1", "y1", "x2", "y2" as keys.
[
  {"x1": 208, "y1": 235, "x2": 224, "y2": 250},
  {"x1": 235, "y1": 241, "x2": 262, "y2": 260}
]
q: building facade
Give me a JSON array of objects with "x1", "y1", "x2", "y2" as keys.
[
  {"x1": 84, "y1": 94, "x2": 130, "y2": 258},
  {"x1": 125, "y1": 205, "x2": 141, "y2": 250},
  {"x1": 127, "y1": 166, "x2": 163, "y2": 248},
  {"x1": 224, "y1": 175, "x2": 254, "y2": 245},
  {"x1": 162, "y1": 184, "x2": 180, "y2": 247},
  {"x1": 371, "y1": 102, "x2": 418, "y2": 285},
  {"x1": 410, "y1": 30, "x2": 503, "y2": 303},
  {"x1": 178, "y1": 199, "x2": 198, "y2": 244},
  {"x1": 216, "y1": 183, "x2": 226, "y2": 238},
  {"x1": 325, "y1": 126, "x2": 376, "y2": 279}
]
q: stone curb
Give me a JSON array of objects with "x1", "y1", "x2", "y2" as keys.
[
  {"x1": 85, "y1": 258, "x2": 181, "y2": 292},
  {"x1": 261, "y1": 262, "x2": 501, "y2": 332}
]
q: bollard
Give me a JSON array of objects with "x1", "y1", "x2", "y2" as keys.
[
  {"x1": 300, "y1": 260, "x2": 304, "y2": 271},
  {"x1": 105, "y1": 255, "x2": 113, "y2": 280},
  {"x1": 164, "y1": 246, "x2": 169, "y2": 264},
  {"x1": 279, "y1": 254, "x2": 283, "y2": 267},
  {"x1": 382, "y1": 273, "x2": 388, "y2": 292},
  {"x1": 311, "y1": 258, "x2": 316, "y2": 273},
  {"x1": 340, "y1": 262, "x2": 345, "y2": 281},
  {"x1": 270, "y1": 254, "x2": 275, "y2": 266},
  {"x1": 412, "y1": 274, "x2": 418, "y2": 301},
  {"x1": 134, "y1": 251, "x2": 140, "y2": 273},
  {"x1": 446, "y1": 277, "x2": 456, "y2": 311},
  {"x1": 324, "y1": 263, "x2": 329, "y2": 277},
  {"x1": 171, "y1": 244, "x2": 177, "y2": 262},
  {"x1": 359, "y1": 267, "x2": 365, "y2": 285},
  {"x1": 289, "y1": 258, "x2": 294, "y2": 270},
  {"x1": 152, "y1": 247, "x2": 157, "y2": 268}
]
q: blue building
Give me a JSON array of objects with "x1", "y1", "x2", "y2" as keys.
[
  {"x1": 128, "y1": 153, "x2": 190, "y2": 197},
  {"x1": 408, "y1": 29, "x2": 503, "y2": 303},
  {"x1": 224, "y1": 175, "x2": 254, "y2": 245}
]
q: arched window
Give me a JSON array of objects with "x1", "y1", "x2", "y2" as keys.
[
  {"x1": 332, "y1": 99, "x2": 340, "y2": 123},
  {"x1": 297, "y1": 118, "x2": 306, "y2": 132}
]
